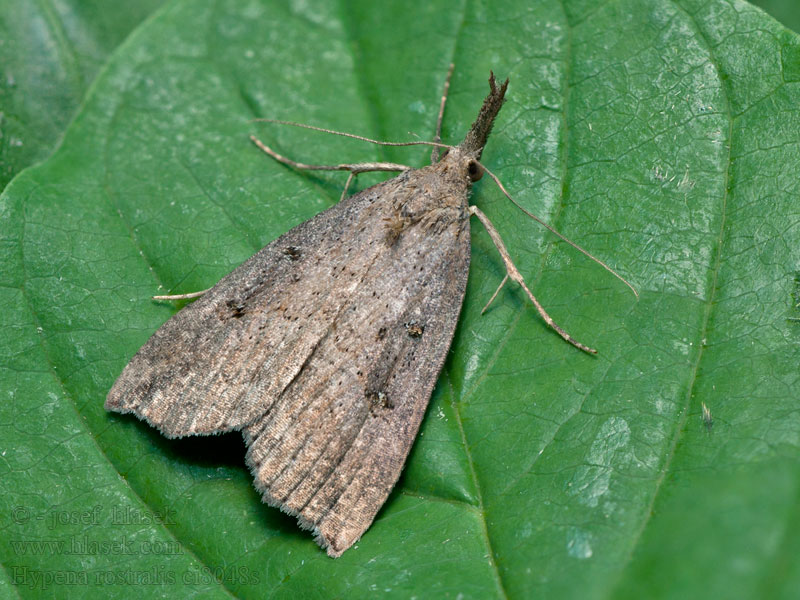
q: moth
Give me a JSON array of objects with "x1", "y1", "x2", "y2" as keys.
[{"x1": 107, "y1": 72, "x2": 620, "y2": 557}]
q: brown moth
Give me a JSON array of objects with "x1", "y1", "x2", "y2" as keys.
[{"x1": 106, "y1": 73, "x2": 598, "y2": 557}]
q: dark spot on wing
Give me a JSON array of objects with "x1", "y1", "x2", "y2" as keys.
[
  {"x1": 225, "y1": 299, "x2": 246, "y2": 318},
  {"x1": 283, "y1": 246, "x2": 302, "y2": 261},
  {"x1": 404, "y1": 320, "x2": 424, "y2": 338},
  {"x1": 366, "y1": 389, "x2": 393, "y2": 415}
]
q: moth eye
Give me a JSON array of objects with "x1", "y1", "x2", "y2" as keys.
[{"x1": 467, "y1": 160, "x2": 484, "y2": 182}]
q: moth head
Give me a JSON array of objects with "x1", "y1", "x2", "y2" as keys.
[{"x1": 437, "y1": 146, "x2": 485, "y2": 184}]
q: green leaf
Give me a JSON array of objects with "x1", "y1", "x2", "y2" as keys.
[
  {"x1": 750, "y1": 0, "x2": 800, "y2": 34},
  {"x1": 0, "y1": 0, "x2": 165, "y2": 191},
  {"x1": 2, "y1": 0, "x2": 799, "y2": 597}
]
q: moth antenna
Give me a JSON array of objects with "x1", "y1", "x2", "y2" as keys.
[
  {"x1": 432, "y1": 62, "x2": 455, "y2": 163},
  {"x1": 252, "y1": 119, "x2": 452, "y2": 151},
  {"x1": 478, "y1": 161, "x2": 639, "y2": 299}
]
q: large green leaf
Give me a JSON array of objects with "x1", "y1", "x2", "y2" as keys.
[
  {"x1": 0, "y1": 0, "x2": 164, "y2": 191},
  {"x1": 2, "y1": 0, "x2": 798, "y2": 597}
]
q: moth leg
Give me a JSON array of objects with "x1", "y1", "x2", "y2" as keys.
[
  {"x1": 480, "y1": 274, "x2": 508, "y2": 315},
  {"x1": 152, "y1": 288, "x2": 210, "y2": 301},
  {"x1": 468, "y1": 205, "x2": 597, "y2": 355},
  {"x1": 250, "y1": 135, "x2": 409, "y2": 200},
  {"x1": 340, "y1": 173, "x2": 355, "y2": 203}
]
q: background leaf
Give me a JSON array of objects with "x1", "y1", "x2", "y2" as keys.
[
  {"x1": 0, "y1": 0, "x2": 164, "y2": 191},
  {"x1": 750, "y1": 0, "x2": 800, "y2": 33},
  {"x1": 1, "y1": 0, "x2": 799, "y2": 598}
]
